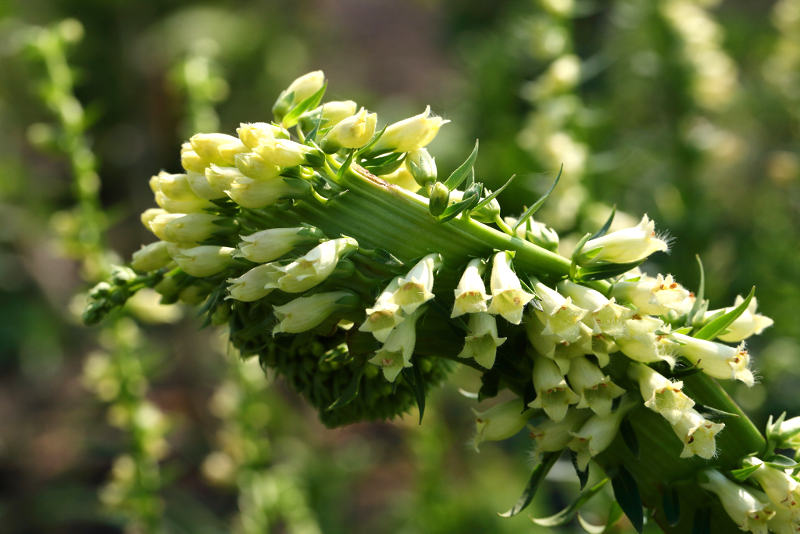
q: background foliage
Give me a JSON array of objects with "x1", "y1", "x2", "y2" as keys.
[{"x1": 1, "y1": 0, "x2": 798, "y2": 532}]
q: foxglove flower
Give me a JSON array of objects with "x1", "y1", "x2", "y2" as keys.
[
  {"x1": 130, "y1": 241, "x2": 172, "y2": 273},
  {"x1": 359, "y1": 278, "x2": 403, "y2": 343},
  {"x1": 700, "y1": 469, "x2": 775, "y2": 534},
  {"x1": 321, "y1": 107, "x2": 377, "y2": 151},
  {"x1": 368, "y1": 307, "x2": 424, "y2": 382},
  {"x1": 276, "y1": 238, "x2": 358, "y2": 293},
  {"x1": 272, "y1": 291, "x2": 356, "y2": 335},
  {"x1": 392, "y1": 253, "x2": 441, "y2": 314},
  {"x1": 227, "y1": 264, "x2": 282, "y2": 302},
  {"x1": 529, "y1": 354, "x2": 580, "y2": 422},
  {"x1": 372, "y1": 105, "x2": 448, "y2": 153},
  {"x1": 704, "y1": 295, "x2": 774, "y2": 343},
  {"x1": 671, "y1": 333, "x2": 754, "y2": 386},
  {"x1": 533, "y1": 282, "x2": 587, "y2": 343},
  {"x1": 167, "y1": 244, "x2": 235, "y2": 277},
  {"x1": 472, "y1": 398, "x2": 534, "y2": 451},
  {"x1": 567, "y1": 356, "x2": 625, "y2": 417},
  {"x1": 558, "y1": 280, "x2": 632, "y2": 337},
  {"x1": 743, "y1": 457, "x2": 800, "y2": 516},
  {"x1": 457, "y1": 313, "x2": 506, "y2": 369},
  {"x1": 629, "y1": 362, "x2": 694, "y2": 425},
  {"x1": 615, "y1": 315, "x2": 676, "y2": 366},
  {"x1": 579, "y1": 214, "x2": 669, "y2": 264},
  {"x1": 237, "y1": 226, "x2": 323, "y2": 264},
  {"x1": 612, "y1": 273, "x2": 694, "y2": 316},
  {"x1": 671, "y1": 409, "x2": 724, "y2": 459},
  {"x1": 568, "y1": 399, "x2": 634, "y2": 471},
  {"x1": 451, "y1": 258, "x2": 490, "y2": 318},
  {"x1": 488, "y1": 252, "x2": 534, "y2": 325}
]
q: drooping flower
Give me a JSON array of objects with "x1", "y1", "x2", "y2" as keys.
[
  {"x1": 567, "y1": 356, "x2": 625, "y2": 417},
  {"x1": 579, "y1": 214, "x2": 669, "y2": 264},
  {"x1": 276, "y1": 237, "x2": 358, "y2": 293},
  {"x1": 628, "y1": 362, "x2": 694, "y2": 424},
  {"x1": 359, "y1": 278, "x2": 403, "y2": 343},
  {"x1": 130, "y1": 241, "x2": 172, "y2": 273},
  {"x1": 615, "y1": 315, "x2": 676, "y2": 366},
  {"x1": 472, "y1": 398, "x2": 534, "y2": 451},
  {"x1": 237, "y1": 226, "x2": 323, "y2": 264},
  {"x1": 457, "y1": 313, "x2": 506, "y2": 369},
  {"x1": 671, "y1": 333, "x2": 754, "y2": 386},
  {"x1": 743, "y1": 457, "x2": 800, "y2": 517},
  {"x1": 227, "y1": 264, "x2": 282, "y2": 302},
  {"x1": 568, "y1": 399, "x2": 634, "y2": 471},
  {"x1": 533, "y1": 282, "x2": 587, "y2": 343},
  {"x1": 529, "y1": 409, "x2": 591, "y2": 462},
  {"x1": 368, "y1": 307, "x2": 424, "y2": 382},
  {"x1": 167, "y1": 244, "x2": 235, "y2": 277},
  {"x1": 392, "y1": 253, "x2": 441, "y2": 314},
  {"x1": 612, "y1": 273, "x2": 694, "y2": 317},
  {"x1": 529, "y1": 354, "x2": 580, "y2": 422},
  {"x1": 558, "y1": 280, "x2": 632, "y2": 337},
  {"x1": 700, "y1": 469, "x2": 775, "y2": 534},
  {"x1": 272, "y1": 291, "x2": 356, "y2": 335},
  {"x1": 487, "y1": 252, "x2": 534, "y2": 325},
  {"x1": 671, "y1": 409, "x2": 725, "y2": 459},
  {"x1": 451, "y1": 258, "x2": 490, "y2": 318}
]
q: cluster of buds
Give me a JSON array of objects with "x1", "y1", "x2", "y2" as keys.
[{"x1": 84, "y1": 71, "x2": 792, "y2": 531}]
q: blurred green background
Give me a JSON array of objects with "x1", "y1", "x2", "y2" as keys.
[{"x1": 1, "y1": 0, "x2": 799, "y2": 532}]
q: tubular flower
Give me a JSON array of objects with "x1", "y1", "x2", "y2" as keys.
[
  {"x1": 557, "y1": 280, "x2": 632, "y2": 337},
  {"x1": 368, "y1": 307, "x2": 424, "y2": 382},
  {"x1": 567, "y1": 356, "x2": 625, "y2": 416},
  {"x1": 255, "y1": 138, "x2": 320, "y2": 169},
  {"x1": 671, "y1": 333, "x2": 754, "y2": 386},
  {"x1": 160, "y1": 213, "x2": 228, "y2": 243},
  {"x1": 579, "y1": 214, "x2": 669, "y2": 264},
  {"x1": 392, "y1": 253, "x2": 441, "y2": 314},
  {"x1": 628, "y1": 362, "x2": 694, "y2": 425},
  {"x1": 150, "y1": 171, "x2": 213, "y2": 213},
  {"x1": 612, "y1": 273, "x2": 695, "y2": 317},
  {"x1": 189, "y1": 133, "x2": 246, "y2": 166},
  {"x1": 529, "y1": 354, "x2": 580, "y2": 422},
  {"x1": 704, "y1": 295, "x2": 774, "y2": 343},
  {"x1": 533, "y1": 281, "x2": 587, "y2": 342},
  {"x1": 276, "y1": 237, "x2": 358, "y2": 293},
  {"x1": 223, "y1": 174, "x2": 306, "y2": 209},
  {"x1": 236, "y1": 122, "x2": 288, "y2": 150},
  {"x1": 227, "y1": 264, "x2": 282, "y2": 302},
  {"x1": 472, "y1": 398, "x2": 535, "y2": 452},
  {"x1": 488, "y1": 251, "x2": 534, "y2": 325},
  {"x1": 615, "y1": 315, "x2": 676, "y2": 366},
  {"x1": 451, "y1": 258, "x2": 490, "y2": 318},
  {"x1": 529, "y1": 409, "x2": 591, "y2": 461},
  {"x1": 700, "y1": 469, "x2": 776, "y2": 534},
  {"x1": 372, "y1": 105, "x2": 448, "y2": 153},
  {"x1": 671, "y1": 409, "x2": 725, "y2": 459},
  {"x1": 131, "y1": 241, "x2": 172, "y2": 273},
  {"x1": 272, "y1": 291, "x2": 356, "y2": 335},
  {"x1": 321, "y1": 107, "x2": 377, "y2": 151},
  {"x1": 237, "y1": 226, "x2": 323, "y2": 264},
  {"x1": 457, "y1": 312, "x2": 506, "y2": 369},
  {"x1": 743, "y1": 458, "x2": 800, "y2": 516},
  {"x1": 359, "y1": 278, "x2": 403, "y2": 343},
  {"x1": 233, "y1": 153, "x2": 282, "y2": 181},
  {"x1": 568, "y1": 399, "x2": 634, "y2": 471},
  {"x1": 167, "y1": 244, "x2": 234, "y2": 277}
]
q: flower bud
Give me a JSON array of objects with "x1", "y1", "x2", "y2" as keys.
[
  {"x1": 359, "y1": 278, "x2": 403, "y2": 342},
  {"x1": 451, "y1": 258, "x2": 490, "y2": 318},
  {"x1": 300, "y1": 100, "x2": 359, "y2": 131},
  {"x1": 611, "y1": 273, "x2": 694, "y2": 317},
  {"x1": 224, "y1": 174, "x2": 307, "y2": 209},
  {"x1": 671, "y1": 333, "x2": 754, "y2": 386},
  {"x1": 236, "y1": 122, "x2": 288, "y2": 149},
  {"x1": 487, "y1": 251, "x2": 535, "y2": 325},
  {"x1": 529, "y1": 354, "x2": 580, "y2": 422},
  {"x1": 272, "y1": 71, "x2": 325, "y2": 120},
  {"x1": 167, "y1": 244, "x2": 235, "y2": 277},
  {"x1": 233, "y1": 153, "x2": 282, "y2": 181},
  {"x1": 185, "y1": 171, "x2": 226, "y2": 200},
  {"x1": 190, "y1": 133, "x2": 246, "y2": 166},
  {"x1": 427, "y1": 181, "x2": 450, "y2": 216},
  {"x1": 180, "y1": 147, "x2": 206, "y2": 174},
  {"x1": 567, "y1": 356, "x2": 625, "y2": 416},
  {"x1": 558, "y1": 280, "x2": 632, "y2": 337},
  {"x1": 276, "y1": 238, "x2": 358, "y2": 293},
  {"x1": 151, "y1": 171, "x2": 213, "y2": 213},
  {"x1": 699, "y1": 469, "x2": 775, "y2": 532},
  {"x1": 392, "y1": 253, "x2": 441, "y2": 314},
  {"x1": 616, "y1": 315, "x2": 676, "y2": 366},
  {"x1": 368, "y1": 307, "x2": 423, "y2": 382},
  {"x1": 533, "y1": 281, "x2": 587, "y2": 343},
  {"x1": 671, "y1": 409, "x2": 725, "y2": 459},
  {"x1": 162, "y1": 213, "x2": 228, "y2": 243},
  {"x1": 320, "y1": 107, "x2": 377, "y2": 151},
  {"x1": 373, "y1": 106, "x2": 448, "y2": 153},
  {"x1": 579, "y1": 214, "x2": 669, "y2": 264},
  {"x1": 227, "y1": 264, "x2": 281, "y2": 302},
  {"x1": 458, "y1": 313, "x2": 506, "y2": 369},
  {"x1": 405, "y1": 148, "x2": 437, "y2": 187},
  {"x1": 769, "y1": 416, "x2": 800, "y2": 449},
  {"x1": 628, "y1": 362, "x2": 694, "y2": 424},
  {"x1": 743, "y1": 457, "x2": 800, "y2": 516},
  {"x1": 704, "y1": 295, "x2": 774, "y2": 343},
  {"x1": 237, "y1": 226, "x2": 323, "y2": 263},
  {"x1": 145, "y1": 211, "x2": 183, "y2": 241},
  {"x1": 568, "y1": 399, "x2": 633, "y2": 471},
  {"x1": 256, "y1": 138, "x2": 322, "y2": 168},
  {"x1": 131, "y1": 241, "x2": 172, "y2": 272},
  {"x1": 448, "y1": 190, "x2": 500, "y2": 223},
  {"x1": 471, "y1": 399, "x2": 534, "y2": 451},
  {"x1": 272, "y1": 290, "x2": 356, "y2": 335}
]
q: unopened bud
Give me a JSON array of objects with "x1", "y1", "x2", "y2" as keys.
[
  {"x1": 428, "y1": 182, "x2": 450, "y2": 216},
  {"x1": 131, "y1": 241, "x2": 172, "y2": 272},
  {"x1": 405, "y1": 148, "x2": 437, "y2": 186}
]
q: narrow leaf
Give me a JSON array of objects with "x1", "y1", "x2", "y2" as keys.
[
  {"x1": 570, "y1": 450, "x2": 590, "y2": 490},
  {"x1": 693, "y1": 286, "x2": 755, "y2": 340},
  {"x1": 474, "y1": 174, "x2": 516, "y2": 211},
  {"x1": 620, "y1": 418, "x2": 639, "y2": 458},
  {"x1": 610, "y1": 465, "x2": 644, "y2": 533},
  {"x1": 356, "y1": 124, "x2": 389, "y2": 157},
  {"x1": 662, "y1": 487, "x2": 681, "y2": 527},
  {"x1": 439, "y1": 182, "x2": 482, "y2": 222},
  {"x1": 590, "y1": 205, "x2": 616, "y2": 240},
  {"x1": 531, "y1": 478, "x2": 609, "y2": 526},
  {"x1": 443, "y1": 139, "x2": 479, "y2": 189},
  {"x1": 337, "y1": 149, "x2": 357, "y2": 180},
  {"x1": 575, "y1": 259, "x2": 646, "y2": 282},
  {"x1": 730, "y1": 463, "x2": 761, "y2": 481},
  {"x1": 499, "y1": 451, "x2": 560, "y2": 517},
  {"x1": 282, "y1": 82, "x2": 328, "y2": 128},
  {"x1": 513, "y1": 164, "x2": 562, "y2": 232},
  {"x1": 327, "y1": 368, "x2": 363, "y2": 411},
  {"x1": 692, "y1": 507, "x2": 711, "y2": 534},
  {"x1": 577, "y1": 502, "x2": 622, "y2": 534},
  {"x1": 689, "y1": 255, "x2": 706, "y2": 322},
  {"x1": 695, "y1": 403, "x2": 739, "y2": 420},
  {"x1": 402, "y1": 363, "x2": 426, "y2": 424}
]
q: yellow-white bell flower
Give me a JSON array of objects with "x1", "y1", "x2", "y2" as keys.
[
  {"x1": 488, "y1": 252, "x2": 535, "y2": 325},
  {"x1": 451, "y1": 258, "x2": 490, "y2": 318},
  {"x1": 233, "y1": 153, "x2": 282, "y2": 181},
  {"x1": 237, "y1": 226, "x2": 323, "y2": 264},
  {"x1": 616, "y1": 315, "x2": 676, "y2": 367},
  {"x1": 189, "y1": 133, "x2": 246, "y2": 166},
  {"x1": 529, "y1": 409, "x2": 591, "y2": 462},
  {"x1": 359, "y1": 278, "x2": 404, "y2": 343},
  {"x1": 579, "y1": 214, "x2": 669, "y2": 264},
  {"x1": 612, "y1": 273, "x2": 694, "y2": 317},
  {"x1": 529, "y1": 354, "x2": 580, "y2": 422},
  {"x1": 161, "y1": 213, "x2": 226, "y2": 243},
  {"x1": 236, "y1": 122, "x2": 288, "y2": 149},
  {"x1": 282, "y1": 71, "x2": 325, "y2": 105},
  {"x1": 558, "y1": 280, "x2": 632, "y2": 337},
  {"x1": 471, "y1": 398, "x2": 535, "y2": 451},
  {"x1": 321, "y1": 107, "x2": 377, "y2": 151},
  {"x1": 392, "y1": 253, "x2": 441, "y2": 314},
  {"x1": 256, "y1": 138, "x2": 318, "y2": 168},
  {"x1": 671, "y1": 409, "x2": 725, "y2": 459},
  {"x1": 567, "y1": 356, "x2": 625, "y2": 417},
  {"x1": 167, "y1": 244, "x2": 235, "y2": 277},
  {"x1": 457, "y1": 313, "x2": 506, "y2": 369},
  {"x1": 368, "y1": 307, "x2": 423, "y2": 382},
  {"x1": 226, "y1": 264, "x2": 281, "y2": 302},
  {"x1": 185, "y1": 170, "x2": 226, "y2": 200},
  {"x1": 743, "y1": 457, "x2": 800, "y2": 517},
  {"x1": 568, "y1": 399, "x2": 634, "y2": 471},
  {"x1": 533, "y1": 281, "x2": 587, "y2": 343},
  {"x1": 272, "y1": 290, "x2": 355, "y2": 335},
  {"x1": 224, "y1": 174, "x2": 305, "y2": 209},
  {"x1": 628, "y1": 362, "x2": 694, "y2": 425},
  {"x1": 276, "y1": 238, "x2": 358, "y2": 293},
  {"x1": 150, "y1": 171, "x2": 213, "y2": 213},
  {"x1": 131, "y1": 241, "x2": 172, "y2": 273},
  {"x1": 700, "y1": 469, "x2": 775, "y2": 534},
  {"x1": 704, "y1": 295, "x2": 774, "y2": 343},
  {"x1": 671, "y1": 333, "x2": 754, "y2": 386},
  {"x1": 373, "y1": 106, "x2": 448, "y2": 153},
  {"x1": 768, "y1": 506, "x2": 800, "y2": 534}
]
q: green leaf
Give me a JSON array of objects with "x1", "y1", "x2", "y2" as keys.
[
  {"x1": 498, "y1": 451, "x2": 560, "y2": 518},
  {"x1": 610, "y1": 465, "x2": 643, "y2": 533},
  {"x1": 361, "y1": 151, "x2": 406, "y2": 175},
  {"x1": 513, "y1": 164, "x2": 562, "y2": 232},
  {"x1": 693, "y1": 286, "x2": 755, "y2": 340},
  {"x1": 569, "y1": 450, "x2": 591, "y2": 490},
  {"x1": 577, "y1": 502, "x2": 622, "y2": 534},
  {"x1": 590, "y1": 205, "x2": 616, "y2": 240},
  {"x1": 620, "y1": 418, "x2": 639, "y2": 458},
  {"x1": 531, "y1": 478, "x2": 609, "y2": 526},
  {"x1": 337, "y1": 149, "x2": 357, "y2": 180},
  {"x1": 765, "y1": 454, "x2": 800, "y2": 469},
  {"x1": 574, "y1": 259, "x2": 646, "y2": 282},
  {"x1": 326, "y1": 368, "x2": 364, "y2": 411},
  {"x1": 662, "y1": 487, "x2": 681, "y2": 527},
  {"x1": 730, "y1": 463, "x2": 761, "y2": 482},
  {"x1": 694, "y1": 403, "x2": 739, "y2": 420},
  {"x1": 689, "y1": 255, "x2": 708, "y2": 325},
  {"x1": 474, "y1": 174, "x2": 516, "y2": 212},
  {"x1": 356, "y1": 124, "x2": 389, "y2": 157},
  {"x1": 692, "y1": 507, "x2": 711, "y2": 534},
  {"x1": 281, "y1": 82, "x2": 328, "y2": 128},
  {"x1": 402, "y1": 363, "x2": 426, "y2": 424},
  {"x1": 438, "y1": 182, "x2": 482, "y2": 222},
  {"x1": 443, "y1": 139, "x2": 479, "y2": 190}
]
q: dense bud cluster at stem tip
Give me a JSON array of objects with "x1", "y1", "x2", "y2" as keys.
[{"x1": 83, "y1": 70, "x2": 798, "y2": 533}]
